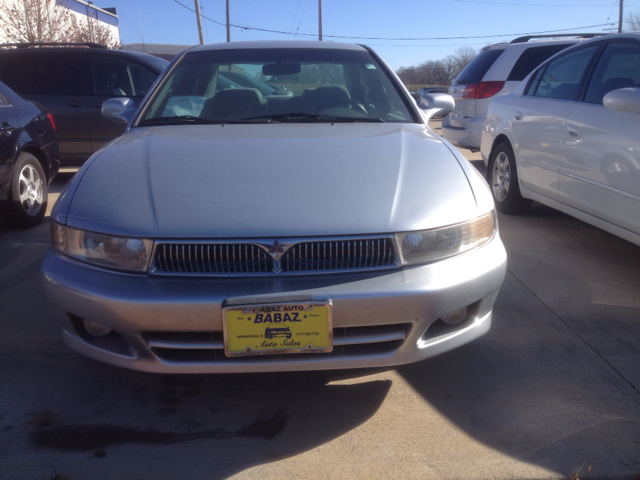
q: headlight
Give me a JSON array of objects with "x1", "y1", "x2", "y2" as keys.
[
  {"x1": 395, "y1": 212, "x2": 496, "y2": 266},
  {"x1": 51, "y1": 222, "x2": 153, "y2": 273}
]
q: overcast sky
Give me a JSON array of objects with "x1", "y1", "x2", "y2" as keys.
[{"x1": 98, "y1": 0, "x2": 638, "y2": 70}]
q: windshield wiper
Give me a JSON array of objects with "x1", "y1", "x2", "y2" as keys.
[
  {"x1": 139, "y1": 115, "x2": 277, "y2": 126},
  {"x1": 242, "y1": 112, "x2": 385, "y2": 123},
  {"x1": 139, "y1": 116, "x2": 221, "y2": 126}
]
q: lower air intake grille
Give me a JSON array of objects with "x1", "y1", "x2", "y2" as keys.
[{"x1": 144, "y1": 323, "x2": 411, "y2": 363}]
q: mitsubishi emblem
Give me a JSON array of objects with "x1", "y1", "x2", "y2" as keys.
[{"x1": 268, "y1": 240, "x2": 285, "y2": 260}]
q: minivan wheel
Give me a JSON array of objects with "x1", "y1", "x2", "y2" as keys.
[
  {"x1": 487, "y1": 141, "x2": 532, "y2": 214},
  {"x1": 9, "y1": 152, "x2": 47, "y2": 228}
]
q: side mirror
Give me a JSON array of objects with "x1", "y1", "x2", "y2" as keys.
[
  {"x1": 418, "y1": 93, "x2": 455, "y2": 121},
  {"x1": 603, "y1": 87, "x2": 640, "y2": 114},
  {"x1": 102, "y1": 98, "x2": 137, "y2": 125}
]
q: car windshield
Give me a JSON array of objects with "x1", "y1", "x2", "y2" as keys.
[{"x1": 140, "y1": 47, "x2": 414, "y2": 125}]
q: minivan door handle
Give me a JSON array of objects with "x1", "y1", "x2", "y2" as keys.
[
  {"x1": 90, "y1": 101, "x2": 104, "y2": 108},
  {"x1": 1, "y1": 121, "x2": 14, "y2": 135},
  {"x1": 567, "y1": 124, "x2": 581, "y2": 139},
  {"x1": 65, "y1": 100, "x2": 84, "y2": 108},
  {"x1": 514, "y1": 110, "x2": 524, "y2": 122}
]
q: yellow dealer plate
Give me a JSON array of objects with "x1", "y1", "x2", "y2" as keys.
[{"x1": 222, "y1": 302, "x2": 333, "y2": 357}]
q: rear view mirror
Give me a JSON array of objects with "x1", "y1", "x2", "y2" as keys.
[{"x1": 262, "y1": 63, "x2": 301, "y2": 76}]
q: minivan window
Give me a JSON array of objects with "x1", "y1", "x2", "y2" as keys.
[
  {"x1": 453, "y1": 49, "x2": 503, "y2": 85},
  {"x1": 0, "y1": 53, "x2": 86, "y2": 96},
  {"x1": 507, "y1": 44, "x2": 572, "y2": 81},
  {"x1": 0, "y1": 55, "x2": 55, "y2": 95},
  {"x1": 92, "y1": 57, "x2": 158, "y2": 97}
]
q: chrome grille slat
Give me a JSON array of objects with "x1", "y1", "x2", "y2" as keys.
[{"x1": 152, "y1": 237, "x2": 397, "y2": 276}]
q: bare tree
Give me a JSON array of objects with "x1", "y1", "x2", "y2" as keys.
[
  {"x1": 0, "y1": 0, "x2": 120, "y2": 48},
  {"x1": 625, "y1": 11, "x2": 640, "y2": 31},
  {"x1": 71, "y1": 13, "x2": 121, "y2": 49},
  {"x1": 0, "y1": 0, "x2": 77, "y2": 43},
  {"x1": 397, "y1": 46, "x2": 477, "y2": 87},
  {"x1": 452, "y1": 46, "x2": 476, "y2": 72}
]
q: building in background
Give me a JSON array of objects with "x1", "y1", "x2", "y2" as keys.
[
  {"x1": 0, "y1": 0, "x2": 120, "y2": 46},
  {"x1": 63, "y1": 0, "x2": 120, "y2": 44}
]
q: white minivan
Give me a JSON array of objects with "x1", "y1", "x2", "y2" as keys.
[{"x1": 442, "y1": 34, "x2": 603, "y2": 151}]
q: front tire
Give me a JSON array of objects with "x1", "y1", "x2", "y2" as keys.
[
  {"x1": 487, "y1": 141, "x2": 531, "y2": 214},
  {"x1": 9, "y1": 152, "x2": 47, "y2": 228}
]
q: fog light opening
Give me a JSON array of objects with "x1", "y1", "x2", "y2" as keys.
[
  {"x1": 440, "y1": 307, "x2": 468, "y2": 326},
  {"x1": 420, "y1": 301, "x2": 481, "y2": 343},
  {"x1": 82, "y1": 319, "x2": 113, "y2": 337}
]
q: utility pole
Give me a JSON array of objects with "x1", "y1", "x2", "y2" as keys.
[
  {"x1": 618, "y1": 0, "x2": 623, "y2": 33},
  {"x1": 226, "y1": 0, "x2": 230, "y2": 42},
  {"x1": 194, "y1": 0, "x2": 204, "y2": 45},
  {"x1": 318, "y1": 0, "x2": 322, "y2": 41}
]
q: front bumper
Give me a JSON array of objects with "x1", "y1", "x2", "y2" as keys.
[{"x1": 41, "y1": 236, "x2": 507, "y2": 373}]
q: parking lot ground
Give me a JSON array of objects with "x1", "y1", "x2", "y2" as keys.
[{"x1": 1, "y1": 148, "x2": 639, "y2": 479}]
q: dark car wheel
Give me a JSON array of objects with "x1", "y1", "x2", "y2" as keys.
[
  {"x1": 9, "y1": 152, "x2": 47, "y2": 228},
  {"x1": 487, "y1": 141, "x2": 532, "y2": 214}
]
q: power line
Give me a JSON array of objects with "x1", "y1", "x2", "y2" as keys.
[
  {"x1": 304, "y1": 24, "x2": 617, "y2": 41},
  {"x1": 288, "y1": 0, "x2": 302, "y2": 39},
  {"x1": 452, "y1": 0, "x2": 620, "y2": 6},
  {"x1": 294, "y1": 0, "x2": 312, "y2": 39},
  {"x1": 170, "y1": 1, "x2": 614, "y2": 42}
]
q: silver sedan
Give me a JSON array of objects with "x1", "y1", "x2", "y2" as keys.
[{"x1": 41, "y1": 41, "x2": 506, "y2": 373}]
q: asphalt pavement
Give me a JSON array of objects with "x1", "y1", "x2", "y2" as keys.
[{"x1": 0, "y1": 139, "x2": 639, "y2": 479}]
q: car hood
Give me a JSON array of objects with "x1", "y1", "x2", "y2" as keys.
[{"x1": 64, "y1": 123, "x2": 479, "y2": 238}]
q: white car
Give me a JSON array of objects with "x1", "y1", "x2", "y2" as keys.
[
  {"x1": 41, "y1": 41, "x2": 506, "y2": 373},
  {"x1": 481, "y1": 33, "x2": 640, "y2": 246},
  {"x1": 442, "y1": 34, "x2": 603, "y2": 151}
]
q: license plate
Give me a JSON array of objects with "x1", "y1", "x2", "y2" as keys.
[{"x1": 222, "y1": 301, "x2": 333, "y2": 357}]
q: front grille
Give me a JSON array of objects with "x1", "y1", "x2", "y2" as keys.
[
  {"x1": 154, "y1": 243, "x2": 272, "y2": 274},
  {"x1": 151, "y1": 237, "x2": 398, "y2": 276},
  {"x1": 143, "y1": 323, "x2": 411, "y2": 363}
]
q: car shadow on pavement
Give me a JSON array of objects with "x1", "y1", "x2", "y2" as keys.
[
  {"x1": 3, "y1": 316, "x2": 393, "y2": 480},
  {"x1": 397, "y1": 207, "x2": 640, "y2": 479},
  {"x1": 44, "y1": 370, "x2": 390, "y2": 479}
]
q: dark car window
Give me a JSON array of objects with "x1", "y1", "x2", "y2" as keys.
[
  {"x1": 218, "y1": 71, "x2": 278, "y2": 96},
  {"x1": 526, "y1": 45, "x2": 599, "y2": 101},
  {"x1": 0, "y1": 54, "x2": 55, "y2": 95},
  {"x1": 91, "y1": 56, "x2": 158, "y2": 97},
  {"x1": 507, "y1": 44, "x2": 573, "y2": 81},
  {"x1": 453, "y1": 49, "x2": 503, "y2": 85},
  {"x1": 584, "y1": 41, "x2": 640, "y2": 104},
  {"x1": 0, "y1": 52, "x2": 86, "y2": 96}
]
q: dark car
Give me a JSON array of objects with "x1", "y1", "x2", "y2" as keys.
[
  {"x1": 0, "y1": 81, "x2": 59, "y2": 228},
  {"x1": 0, "y1": 43, "x2": 168, "y2": 166}
]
